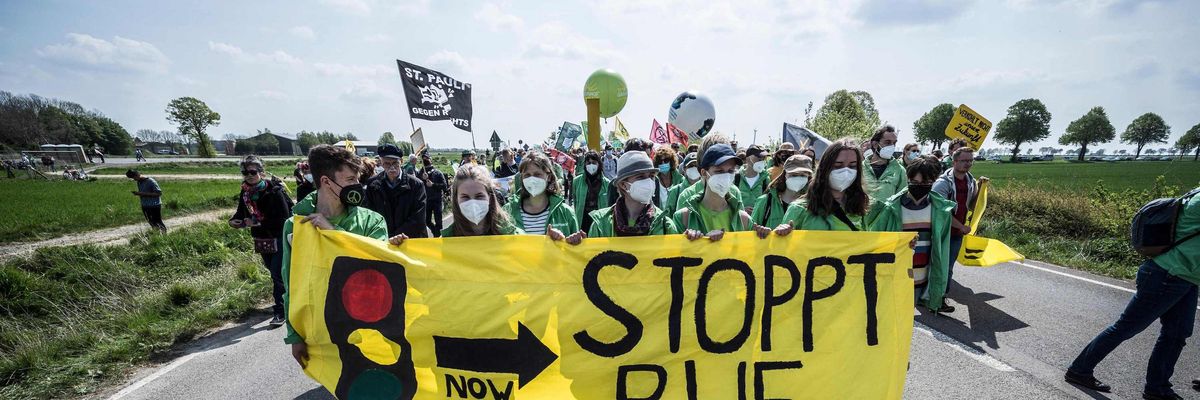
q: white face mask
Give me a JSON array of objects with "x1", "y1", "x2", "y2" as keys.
[
  {"x1": 523, "y1": 176, "x2": 548, "y2": 197},
  {"x1": 828, "y1": 167, "x2": 858, "y2": 192},
  {"x1": 878, "y1": 145, "x2": 896, "y2": 160},
  {"x1": 706, "y1": 172, "x2": 735, "y2": 197},
  {"x1": 459, "y1": 199, "x2": 490, "y2": 225},
  {"x1": 586, "y1": 164, "x2": 599, "y2": 175},
  {"x1": 786, "y1": 176, "x2": 809, "y2": 192},
  {"x1": 626, "y1": 178, "x2": 656, "y2": 205},
  {"x1": 907, "y1": 151, "x2": 920, "y2": 161},
  {"x1": 752, "y1": 160, "x2": 766, "y2": 173},
  {"x1": 685, "y1": 167, "x2": 701, "y2": 181}
]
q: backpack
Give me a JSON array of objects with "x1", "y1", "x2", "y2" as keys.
[{"x1": 1130, "y1": 188, "x2": 1200, "y2": 257}]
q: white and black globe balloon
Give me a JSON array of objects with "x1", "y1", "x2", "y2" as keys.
[{"x1": 667, "y1": 91, "x2": 715, "y2": 141}]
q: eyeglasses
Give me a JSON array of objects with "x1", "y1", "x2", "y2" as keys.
[{"x1": 241, "y1": 170, "x2": 260, "y2": 176}]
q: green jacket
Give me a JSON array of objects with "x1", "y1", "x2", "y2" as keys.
[
  {"x1": 503, "y1": 194, "x2": 579, "y2": 234},
  {"x1": 672, "y1": 188, "x2": 752, "y2": 232},
  {"x1": 750, "y1": 191, "x2": 804, "y2": 229},
  {"x1": 663, "y1": 182, "x2": 691, "y2": 217},
  {"x1": 867, "y1": 190, "x2": 956, "y2": 310},
  {"x1": 863, "y1": 159, "x2": 909, "y2": 204},
  {"x1": 1154, "y1": 189, "x2": 1200, "y2": 285},
  {"x1": 283, "y1": 191, "x2": 389, "y2": 345},
  {"x1": 674, "y1": 179, "x2": 743, "y2": 212},
  {"x1": 781, "y1": 202, "x2": 868, "y2": 231},
  {"x1": 441, "y1": 222, "x2": 524, "y2": 237},
  {"x1": 736, "y1": 170, "x2": 770, "y2": 210},
  {"x1": 586, "y1": 204, "x2": 679, "y2": 237},
  {"x1": 571, "y1": 174, "x2": 610, "y2": 228}
]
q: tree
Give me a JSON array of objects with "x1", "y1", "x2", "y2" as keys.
[
  {"x1": 805, "y1": 90, "x2": 881, "y2": 140},
  {"x1": 378, "y1": 131, "x2": 397, "y2": 147},
  {"x1": 995, "y1": 98, "x2": 1052, "y2": 161},
  {"x1": 1121, "y1": 112, "x2": 1170, "y2": 159},
  {"x1": 136, "y1": 129, "x2": 163, "y2": 143},
  {"x1": 1174, "y1": 123, "x2": 1200, "y2": 161},
  {"x1": 165, "y1": 97, "x2": 220, "y2": 158},
  {"x1": 1059, "y1": 106, "x2": 1116, "y2": 161},
  {"x1": 913, "y1": 103, "x2": 954, "y2": 150}
]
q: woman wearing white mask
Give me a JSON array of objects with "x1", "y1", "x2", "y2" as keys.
[
  {"x1": 777, "y1": 139, "x2": 870, "y2": 233},
  {"x1": 504, "y1": 152, "x2": 582, "y2": 242},
  {"x1": 654, "y1": 147, "x2": 683, "y2": 209},
  {"x1": 571, "y1": 151, "x2": 609, "y2": 233},
  {"x1": 431, "y1": 164, "x2": 523, "y2": 237},
  {"x1": 861, "y1": 125, "x2": 908, "y2": 204},
  {"x1": 751, "y1": 154, "x2": 812, "y2": 238},
  {"x1": 664, "y1": 153, "x2": 700, "y2": 217},
  {"x1": 586, "y1": 151, "x2": 679, "y2": 237},
  {"x1": 737, "y1": 145, "x2": 770, "y2": 214},
  {"x1": 674, "y1": 143, "x2": 752, "y2": 241}
]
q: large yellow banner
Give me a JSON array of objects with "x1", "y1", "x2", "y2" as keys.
[{"x1": 289, "y1": 224, "x2": 916, "y2": 399}]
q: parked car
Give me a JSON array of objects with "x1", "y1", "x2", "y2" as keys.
[
  {"x1": 1159, "y1": 156, "x2": 1174, "y2": 161},
  {"x1": 155, "y1": 149, "x2": 170, "y2": 155},
  {"x1": 1040, "y1": 155, "x2": 1054, "y2": 161}
]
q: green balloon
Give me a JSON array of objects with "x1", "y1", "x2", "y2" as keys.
[{"x1": 583, "y1": 69, "x2": 628, "y2": 118}]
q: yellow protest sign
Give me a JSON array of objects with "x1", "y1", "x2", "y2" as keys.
[
  {"x1": 957, "y1": 179, "x2": 1025, "y2": 267},
  {"x1": 289, "y1": 224, "x2": 916, "y2": 399},
  {"x1": 944, "y1": 104, "x2": 992, "y2": 150},
  {"x1": 344, "y1": 140, "x2": 357, "y2": 154}
]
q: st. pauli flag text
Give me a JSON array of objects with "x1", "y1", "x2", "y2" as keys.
[
  {"x1": 396, "y1": 59, "x2": 473, "y2": 132},
  {"x1": 289, "y1": 223, "x2": 915, "y2": 399}
]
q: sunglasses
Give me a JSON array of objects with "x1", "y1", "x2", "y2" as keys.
[{"x1": 241, "y1": 170, "x2": 261, "y2": 176}]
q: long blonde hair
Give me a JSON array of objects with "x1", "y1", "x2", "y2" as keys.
[{"x1": 451, "y1": 164, "x2": 513, "y2": 236}]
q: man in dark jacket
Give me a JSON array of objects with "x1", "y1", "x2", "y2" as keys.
[
  {"x1": 420, "y1": 154, "x2": 448, "y2": 236},
  {"x1": 229, "y1": 156, "x2": 294, "y2": 326},
  {"x1": 364, "y1": 144, "x2": 428, "y2": 238}
]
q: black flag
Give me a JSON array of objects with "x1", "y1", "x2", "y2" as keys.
[{"x1": 397, "y1": 59, "x2": 473, "y2": 132}]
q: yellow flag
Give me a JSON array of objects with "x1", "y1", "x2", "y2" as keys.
[
  {"x1": 958, "y1": 179, "x2": 1024, "y2": 267},
  {"x1": 289, "y1": 224, "x2": 916, "y2": 399},
  {"x1": 343, "y1": 140, "x2": 356, "y2": 154},
  {"x1": 613, "y1": 116, "x2": 630, "y2": 141}
]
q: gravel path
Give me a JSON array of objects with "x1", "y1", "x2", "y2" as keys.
[{"x1": 0, "y1": 208, "x2": 234, "y2": 262}]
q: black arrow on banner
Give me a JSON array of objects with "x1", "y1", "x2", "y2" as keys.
[{"x1": 433, "y1": 322, "x2": 558, "y2": 388}]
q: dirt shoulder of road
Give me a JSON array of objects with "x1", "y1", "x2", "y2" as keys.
[{"x1": 0, "y1": 208, "x2": 234, "y2": 262}]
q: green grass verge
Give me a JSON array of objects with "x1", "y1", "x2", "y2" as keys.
[
  {"x1": 92, "y1": 160, "x2": 297, "y2": 177},
  {"x1": 972, "y1": 160, "x2": 1200, "y2": 191},
  {"x1": 0, "y1": 222, "x2": 268, "y2": 400},
  {"x1": 0, "y1": 178, "x2": 237, "y2": 243}
]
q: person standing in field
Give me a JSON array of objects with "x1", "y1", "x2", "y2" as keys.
[
  {"x1": 862, "y1": 125, "x2": 909, "y2": 203},
  {"x1": 92, "y1": 144, "x2": 105, "y2": 164},
  {"x1": 1065, "y1": 186, "x2": 1199, "y2": 400},
  {"x1": 126, "y1": 169, "x2": 166, "y2": 233},
  {"x1": 363, "y1": 144, "x2": 427, "y2": 239},
  {"x1": 134, "y1": 148, "x2": 146, "y2": 162},
  {"x1": 283, "y1": 144, "x2": 388, "y2": 369},
  {"x1": 228, "y1": 155, "x2": 294, "y2": 327},
  {"x1": 931, "y1": 146, "x2": 988, "y2": 306}
]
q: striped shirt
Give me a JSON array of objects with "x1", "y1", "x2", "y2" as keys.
[
  {"x1": 901, "y1": 196, "x2": 933, "y2": 286},
  {"x1": 522, "y1": 208, "x2": 550, "y2": 235}
]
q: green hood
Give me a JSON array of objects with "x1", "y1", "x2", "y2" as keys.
[
  {"x1": 866, "y1": 190, "x2": 956, "y2": 310},
  {"x1": 586, "y1": 204, "x2": 679, "y2": 238}
]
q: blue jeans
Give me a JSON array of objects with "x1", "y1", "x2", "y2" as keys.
[
  {"x1": 1068, "y1": 260, "x2": 1198, "y2": 395},
  {"x1": 948, "y1": 235, "x2": 963, "y2": 296}
]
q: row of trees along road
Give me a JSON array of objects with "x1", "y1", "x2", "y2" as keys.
[
  {"x1": 0, "y1": 91, "x2": 133, "y2": 154},
  {"x1": 909, "y1": 99, "x2": 1200, "y2": 161}
]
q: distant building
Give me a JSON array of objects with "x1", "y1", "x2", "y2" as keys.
[
  {"x1": 234, "y1": 132, "x2": 302, "y2": 156},
  {"x1": 349, "y1": 141, "x2": 378, "y2": 156}
]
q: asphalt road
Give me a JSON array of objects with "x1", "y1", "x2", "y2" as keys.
[{"x1": 98, "y1": 258, "x2": 1200, "y2": 400}]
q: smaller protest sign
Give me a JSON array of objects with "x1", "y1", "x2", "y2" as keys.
[{"x1": 944, "y1": 104, "x2": 992, "y2": 150}]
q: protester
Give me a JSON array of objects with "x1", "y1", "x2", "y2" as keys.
[
  {"x1": 403, "y1": 154, "x2": 419, "y2": 176},
  {"x1": 420, "y1": 154, "x2": 448, "y2": 237},
  {"x1": 587, "y1": 151, "x2": 680, "y2": 237},
  {"x1": 670, "y1": 143, "x2": 684, "y2": 164},
  {"x1": 363, "y1": 144, "x2": 427, "y2": 238},
  {"x1": 572, "y1": 151, "x2": 609, "y2": 233},
  {"x1": 867, "y1": 156, "x2": 956, "y2": 313},
  {"x1": 293, "y1": 161, "x2": 315, "y2": 201},
  {"x1": 737, "y1": 145, "x2": 769, "y2": 213},
  {"x1": 653, "y1": 147, "x2": 683, "y2": 210},
  {"x1": 674, "y1": 133, "x2": 743, "y2": 212},
  {"x1": 460, "y1": 149, "x2": 477, "y2": 167},
  {"x1": 92, "y1": 145, "x2": 105, "y2": 164},
  {"x1": 421, "y1": 164, "x2": 523, "y2": 237},
  {"x1": 664, "y1": 153, "x2": 700, "y2": 217},
  {"x1": 283, "y1": 144, "x2": 388, "y2": 368},
  {"x1": 862, "y1": 125, "x2": 909, "y2": 203},
  {"x1": 126, "y1": 169, "x2": 167, "y2": 233},
  {"x1": 602, "y1": 146, "x2": 618, "y2": 180},
  {"x1": 228, "y1": 155, "x2": 294, "y2": 327},
  {"x1": 1064, "y1": 186, "x2": 1198, "y2": 399},
  {"x1": 134, "y1": 148, "x2": 146, "y2": 162},
  {"x1": 359, "y1": 156, "x2": 377, "y2": 183},
  {"x1": 799, "y1": 146, "x2": 817, "y2": 161},
  {"x1": 751, "y1": 154, "x2": 812, "y2": 238},
  {"x1": 495, "y1": 148, "x2": 518, "y2": 179},
  {"x1": 944, "y1": 138, "x2": 967, "y2": 169},
  {"x1": 768, "y1": 142, "x2": 796, "y2": 184},
  {"x1": 931, "y1": 146, "x2": 987, "y2": 304},
  {"x1": 504, "y1": 152, "x2": 580, "y2": 238},
  {"x1": 674, "y1": 143, "x2": 752, "y2": 241},
  {"x1": 777, "y1": 139, "x2": 869, "y2": 232},
  {"x1": 903, "y1": 143, "x2": 922, "y2": 166}
]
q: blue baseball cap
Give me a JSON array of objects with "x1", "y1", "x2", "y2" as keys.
[{"x1": 700, "y1": 143, "x2": 742, "y2": 169}]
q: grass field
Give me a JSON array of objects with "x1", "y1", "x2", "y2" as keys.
[
  {"x1": 972, "y1": 160, "x2": 1200, "y2": 191},
  {"x1": 0, "y1": 178, "x2": 238, "y2": 243},
  {"x1": 92, "y1": 160, "x2": 297, "y2": 178},
  {"x1": 0, "y1": 222, "x2": 267, "y2": 399}
]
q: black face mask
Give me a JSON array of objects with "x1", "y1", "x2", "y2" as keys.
[
  {"x1": 328, "y1": 179, "x2": 365, "y2": 206},
  {"x1": 908, "y1": 184, "x2": 932, "y2": 200}
]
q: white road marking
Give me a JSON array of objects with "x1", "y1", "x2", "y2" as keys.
[
  {"x1": 106, "y1": 350, "x2": 206, "y2": 400},
  {"x1": 914, "y1": 321, "x2": 1016, "y2": 372},
  {"x1": 1013, "y1": 261, "x2": 1200, "y2": 311}
]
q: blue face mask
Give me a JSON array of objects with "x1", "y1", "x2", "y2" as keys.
[{"x1": 657, "y1": 163, "x2": 671, "y2": 173}]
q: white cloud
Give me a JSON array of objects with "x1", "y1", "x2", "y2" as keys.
[
  {"x1": 289, "y1": 26, "x2": 316, "y2": 40},
  {"x1": 313, "y1": 62, "x2": 391, "y2": 78},
  {"x1": 691, "y1": 2, "x2": 745, "y2": 32},
  {"x1": 523, "y1": 22, "x2": 624, "y2": 62},
  {"x1": 254, "y1": 90, "x2": 289, "y2": 100},
  {"x1": 37, "y1": 33, "x2": 170, "y2": 74},
  {"x1": 770, "y1": 0, "x2": 863, "y2": 44},
  {"x1": 207, "y1": 41, "x2": 303, "y2": 67},
  {"x1": 363, "y1": 33, "x2": 393, "y2": 43},
  {"x1": 426, "y1": 50, "x2": 469, "y2": 74},
  {"x1": 340, "y1": 79, "x2": 395, "y2": 102},
  {"x1": 319, "y1": 0, "x2": 371, "y2": 15},
  {"x1": 475, "y1": 3, "x2": 524, "y2": 32}
]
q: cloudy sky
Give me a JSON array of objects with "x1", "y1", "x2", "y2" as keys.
[{"x1": 1, "y1": 0, "x2": 1198, "y2": 152}]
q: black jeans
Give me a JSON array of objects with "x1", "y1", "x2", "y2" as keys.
[
  {"x1": 141, "y1": 205, "x2": 167, "y2": 232},
  {"x1": 260, "y1": 238, "x2": 285, "y2": 318},
  {"x1": 426, "y1": 200, "x2": 444, "y2": 237},
  {"x1": 1069, "y1": 260, "x2": 1198, "y2": 394}
]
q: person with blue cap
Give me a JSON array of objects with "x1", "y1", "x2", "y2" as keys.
[{"x1": 673, "y1": 143, "x2": 752, "y2": 241}]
